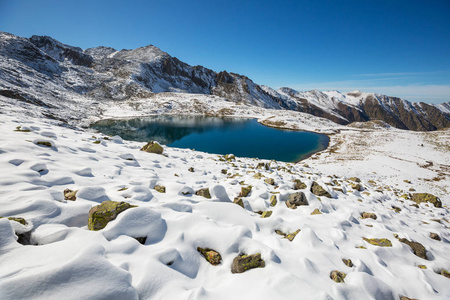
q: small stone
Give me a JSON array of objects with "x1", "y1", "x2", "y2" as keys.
[
  {"x1": 409, "y1": 188, "x2": 416, "y2": 192},
  {"x1": 264, "y1": 178, "x2": 275, "y2": 185},
  {"x1": 140, "y1": 141, "x2": 163, "y2": 154},
  {"x1": 392, "y1": 206, "x2": 401, "y2": 213},
  {"x1": 88, "y1": 201, "x2": 136, "y2": 231},
  {"x1": 311, "y1": 208, "x2": 322, "y2": 215},
  {"x1": 293, "y1": 179, "x2": 306, "y2": 190},
  {"x1": 36, "y1": 141, "x2": 52, "y2": 147},
  {"x1": 64, "y1": 188, "x2": 78, "y2": 201},
  {"x1": 361, "y1": 212, "x2": 377, "y2": 220},
  {"x1": 398, "y1": 238, "x2": 427, "y2": 259},
  {"x1": 14, "y1": 126, "x2": 31, "y2": 132},
  {"x1": 118, "y1": 187, "x2": 128, "y2": 191},
  {"x1": 418, "y1": 265, "x2": 427, "y2": 269},
  {"x1": 224, "y1": 154, "x2": 236, "y2": 161},
  {"x1": 231, "y1": 253, "x2": 265, "y2": 273},
  {"x1": 286, "y1": 229, "x2": 301, "y2": 241},
  {"x1": 286, "y1": 192, "x2": 308, "y2": 209},
  {"x1": 239, "y1": 186, "x2": 252, "y2": 197},
  {"x1": 195, "y1": 188, "x2": 211, "y2": 199},
  {"x1": 135, "y1": 237, "x2": 147, "y2": 244},
  {"x1": 93, "y1": 140, "x2": 101, "y2": 144},
  {"x1": 430, "y1": 232, "x2": 441, "y2": 241},
  {"x1": 233, "y1": 197, "x2": 244, "y2": 208},
  {"x1": 330, "y1": 270, "x2": 346, "y2": 283},
  {"x1": 188, "y1": 167, "x2": 194, "y2": 172},
  {"x1": 197, "y1": 247, "x2": 222, "y2": 266},
  {"x1": 342, "y1": 258, "x2": 353, "y2": 267},
  {"x1": 221, "y1": 169, "x2": 228, "y2": 174},
  {"x1": 400, "y1": 296, "x2": 419, "y2": 300},
  {"x1": 440, "y1": 269, "x2": 450, "y2": 278},
  {"x1": 311, "y1": 182, "x2": 332, "y2": 198},
  {"x1": 363, "y1": 238, "x2": 392, "y2": 247},
  {"x1": 269, "y1": 195, "x2": 277, "y2": 207},
  {"x1": 403, "y1": 180, "x2": 412, "y2": 184},
  {"x1": 261, "y1": 211, "x2": 272, "y2": 218},
  {"x1": 411, "y1": 193, "x2": 442, "y2": 208},
  {"x1": 154, "y1": 185, "x2": 166, "y2": 193}
]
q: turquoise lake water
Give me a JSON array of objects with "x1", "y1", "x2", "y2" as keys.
[{"x1": 92, "y1": 116, "x2": 329, "y2": 162}]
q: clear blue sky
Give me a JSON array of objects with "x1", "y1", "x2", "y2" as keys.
[{"x1": 1, "y1": 0, "x2": 449, "y2": 103}]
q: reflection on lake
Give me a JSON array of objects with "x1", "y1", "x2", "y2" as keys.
[{"x1": 92, "y1": 115, "x2": 329, "y2": 162}]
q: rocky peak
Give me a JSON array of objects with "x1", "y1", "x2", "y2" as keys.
[{"x1": 29, "y1": 35, "x2": 93, "y2": 67}]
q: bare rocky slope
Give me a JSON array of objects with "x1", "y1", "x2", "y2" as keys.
[{"x1": 0, "y1": 31, "x2": 449, "y2": 130}]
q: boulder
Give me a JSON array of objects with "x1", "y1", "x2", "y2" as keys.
[
  {"x1": 231, "y1": 253, "x2": 265, "y2": 273},
  {"x1": 253, "y1": 173, "x2": 263, "y2": 179},
  {"x1": 330, "y1": 270, "x2": 346, "y2": 283},
  {"x1": 140, "y1": 141, "x2": 163, "y2": 154},
  {"x1": 342, "y1": 258, "x2": 353, "y2": 267},
  {"x1": 430, "y1": 232, "x2": 441, "y2": 241},
  {"x1": 195, "y1": 188, "x2": 211, "y2": 199},
  {"x1": 197, "y1": 247, "x2": 222, "y2": 265},
  {"x1": 351, "y1": 183, "x2": 363, "y2": 191},
  {"x1": 264, "y1": 178, "x2": 275, "y2": 185},
  {"x1": 261, "y1": 211, "x2": 272, "y2": 218},
  {"x1": 64, "y1": 188, "x2": 78, "y2": 201},
  {"x1": 154, "y1": 185, "x2": 166, "y2": 193},
  {"x1": 270, "y1": 195, "x2": 277, "y2": 207},
  {"x1": 361, "y1": 212, "x2": 377, "y2": 220},
  {"x1": 311, "y1": 182, "x2": 332, "y2": 198},
  {"x1": 348, "y1": 177, "x2": 361, "y2": 182},
  {"x1": 88, "y1": 201, "x2": 136, "y2": 231},
  {"x1": 293, "y1": 179, "x2": 306, "y2": 190},
  {"x1": 398, "y1": 238, "x2": 427, "y2": 259},
  {"x1": 239, "y1": 186, "x2": 252, "y2": 197},
  {"x1": 224, "y1": 154, "x2": 235, "y2": 161},
  {"x1": 310, "y1": 208, "x2": 322, "y2": 215},
  {"x1": 233, "y1": 197, "x2": 244, "y2": 208},
  {"x1": 286, "y1": 192, "x2": 308, "y2": 209},
  {"x1": 411, "y1": 193, "x2": 442, "y2": 208},
  {"x1": 363, "y1": 238, "x2": 392, "y2": 247}
]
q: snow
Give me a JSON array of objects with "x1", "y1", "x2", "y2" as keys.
[{"x1": 1, "y1": 101, "x2": 449, "y2": 299}]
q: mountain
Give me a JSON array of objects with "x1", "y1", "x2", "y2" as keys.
[{"x1": 0, "y1": 31, "x2": 449, "y2": 130}]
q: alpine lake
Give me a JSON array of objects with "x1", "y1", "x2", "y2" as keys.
[{"x1": 91, "y1": 115, "x2": 330, "y2": 163}]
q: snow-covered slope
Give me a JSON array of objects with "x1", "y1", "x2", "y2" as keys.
[{"x1": 1, "y1": 105, "x2": 449, "y2": 300}]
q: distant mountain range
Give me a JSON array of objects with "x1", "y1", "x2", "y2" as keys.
[{"x1": 1, "y1": 31, "x2": 449, "y2": 131}]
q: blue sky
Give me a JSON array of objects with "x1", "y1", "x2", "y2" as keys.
[{"x1": 1, "y1": 0, "x2": 449, "y2": 103}]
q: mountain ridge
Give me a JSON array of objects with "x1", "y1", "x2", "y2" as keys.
[{"x1": 0, "y1": 31, "x2": 449, "y2": 131}]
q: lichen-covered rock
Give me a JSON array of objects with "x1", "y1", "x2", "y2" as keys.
[
  {"x1": 231, "y1": 253, "x2": 265, "y2": 273},
  {"x1": 253, "y1": 173, "x2": 263, "y2": 179},
  {"x1": 264, "y1": 178, "x2": 275, "y2": 185},
  {"x1": 348, "y1": 177, "x2": 361, "y2": 183},
  {"x1": 286, "y1": 192, "x2": 308, "y2": 209},
  {"x1": 293, "y1": 179, "x2": 306, "y2": 190},
  {"x1": 14, "y1": 126, "x2": 31, "y2": 132},
  {"x1": 330, "y1": 270, "x2": 346, "y2": 283},
  {"x1": 64, "y1": 188, "x2": 78, "y2": 201},
  {"x1": 195, "y1": 188, "x2": 211, "y2": 199},
  {"x1": 7, "y1": 217, "x2": 27, "y2": 226},
  {"x1": 261, "y1": 211, "x2": 272, "y2": 218},
  {"x1": 411, "y1": 193, "x2": 442, "y2": 208},
  {"x1": 154, "y1": 185, "x2": 166, "y2": 193},
  {"x1": 239, "y1": 186, "x2": 252, "y2": 197},
  {"x1": 430, "y1": 232, "x2": 441, "y2": 241},
  {"x1": 398, "y1": 238, "x2": 427, "y2": 259},
  {"x1": 351, "y1": 183, "x2": 363, "y2": 191},
  {"x1": 233, "y1": 197, "x2": 244, "y2": 208},
  {"x1": 342, "y1": 258, "x2": 353, "y2": 267},
  {"x1": 270, "y1": 195, "x2": 277, "y2": 207},
  {"x1": 400, "y1": 296, "x2": 419, "y2": 300},
  {"x1": 197, "y1": 247, "x2": 222, "y2": 265},
  {"x1": 363, "y1": 238, "x2": 392, "y2": 247},
  {"x1": 286, "y1": 229, "x2": 301, "y2": 241},
  {"x1": 311, "y1": 182, "x2": 332, "y2": 198},
  {"x1": 440, "y1": 269, "x2": 450, "y2": 278},
  {"x1": 392, "y1": 206, "x2": 401, "y2": 213},
  {"x1": 224, "y1": 154, "x2": 235, "y2": 161},
  {"x1": 311, "y1": 208, "x2": 322, "y2": 215},
  {"x1": 88, "y1": 201, "x2": 136, "y2": 231},
  {"x1": 361, "y1": 212, "x2": 377, "y2": 220},
  {"x1": 140, "y1": 141, "x2": 163, "y2": 154}
]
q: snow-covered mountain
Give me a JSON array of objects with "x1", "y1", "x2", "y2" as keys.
[{"x1": 0, "y1": 31, "x2": 449, "y2": 130}]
